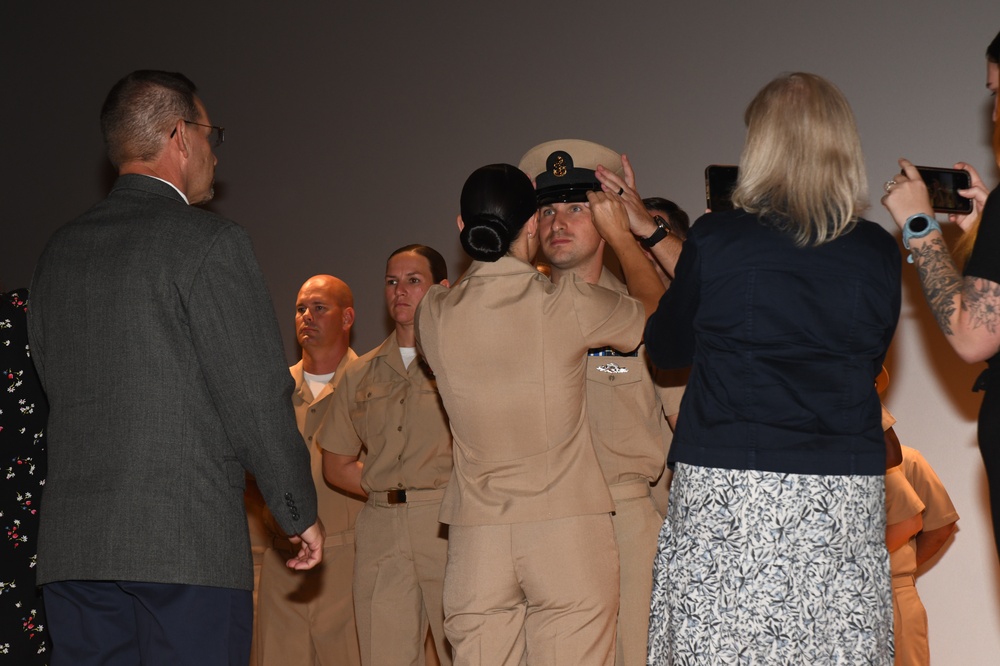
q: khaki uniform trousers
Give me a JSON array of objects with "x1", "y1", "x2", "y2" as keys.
[
  {"x1": 354, "y1": 491, "x2": 451, "y2": 666},
  {"x1": 892, "y1": 575, "x2": 929, "y2": 666},
  {"x1": 444, "y1": 513, "x2": 619, "y2": 666},
  {"x1": 609, "y1": 480, "x2": 662, "y2": 666},
  {"x1": 256, "y1": 531, "x2": 361, "y2": 666}
]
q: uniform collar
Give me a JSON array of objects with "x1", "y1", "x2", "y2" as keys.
[
  {"x1": 373, "y1": 332, "x2": 411, "y2": 379},
  {"x1": 290, "y1": 347, "x2": 358, "y2": 403},
  {"x1": 596, "y1": 267, "x2": 627, "y2": 294},
  {"x1": 460, "y1": 255, "x2": 548, "y2": 282}
]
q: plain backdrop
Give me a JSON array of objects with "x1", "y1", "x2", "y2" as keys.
[{"x1": 4, "y1": 2, "x2": 999, "y2": 661}]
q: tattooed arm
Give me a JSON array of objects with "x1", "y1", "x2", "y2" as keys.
[{"x1": 883, "y1": 159, "x2": 1000, "y2": 363}]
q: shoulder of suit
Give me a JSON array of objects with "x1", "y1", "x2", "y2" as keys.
[{"x1": 109, "y1": 174, "x2": 242, "y2": 237}]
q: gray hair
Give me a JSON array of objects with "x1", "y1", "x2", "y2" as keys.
[{"x1": 100, "y1": 70, "x2": 199, "y2": 168}]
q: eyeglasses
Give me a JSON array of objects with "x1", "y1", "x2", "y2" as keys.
[{"x1": 170, "y1": 120, "x2": 225, "y2": 147}]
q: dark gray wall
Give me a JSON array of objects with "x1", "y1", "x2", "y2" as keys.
[
  {"x1": 5, "y1": 2, "x2": 1000, "y2": 657},
  {"x1": 9, "y1": 2, "x2": 996, "y2": 356}
]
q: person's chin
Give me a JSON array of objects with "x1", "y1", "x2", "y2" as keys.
[
  {"x1": 542, "y1": 246, "x2": 570, "y2": 264},
  {"x1": 190, "y1": 189, "x2": 214, "y2": 206}
]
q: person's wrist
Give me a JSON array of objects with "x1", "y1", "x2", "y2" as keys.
[
  {"x1": 901, "y1": 213, "x2": 941, "y2": 264},
  {"x1": 639, "y1": 215, "x2": 670, "y2": 249},
  {"x1": 632, "y1": 217, "x2": 658, "y2": 237},
  {"x1": 604, "y1": 227, "x2": 635, "y2": 249}
]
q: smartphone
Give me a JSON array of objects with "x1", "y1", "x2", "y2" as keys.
[
  {"x1": 705, "y1": 165, "x2": 739, "y2": 212},
  {"x1": 913, "y1": 166, "x2": 972, "y2": 214}
]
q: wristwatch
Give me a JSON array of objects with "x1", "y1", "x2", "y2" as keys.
[
  {"x1": 901, "y1": 213, "x2": 941, "y2": 263},
  {"x1": 640, "y1": 215, "x2": 670, "y2": 249}
]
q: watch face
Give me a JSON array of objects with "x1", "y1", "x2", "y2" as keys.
[{"x1": 910, "y1": 215, "x2": 930, "y2": 233}]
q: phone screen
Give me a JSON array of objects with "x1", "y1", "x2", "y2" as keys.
[
  {"x1": 914, "y1": 166, "x2": 972, "y2": 214},
  {"x1": 705, "y1": 165, "x2": 739, "y2": 212}
]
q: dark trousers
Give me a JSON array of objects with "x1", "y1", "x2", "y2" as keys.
[
  {"x1": 980, "y1": 386, "x2": 1000, "y2": 562},
  {"x1": 43, "y1": 580, "x2": 252, "y2": 666}
]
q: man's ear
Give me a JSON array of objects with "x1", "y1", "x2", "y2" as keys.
[
  {"x1": 342, "y1": 307, "x2": 356, "y2": 330},
  {"x1": 172, "y1": 119, "x2": 191, "y2": 158},
  {"x1": 456, "y1": 214, "x2": 464, "y2": 232}
]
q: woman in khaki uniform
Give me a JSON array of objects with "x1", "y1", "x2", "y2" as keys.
[
  {"x1": 416, "y1": 164, "x2": 663, "y2": 666},
  {"x1": 323, "y1": 246, "x2": 453, "y2": 666}
]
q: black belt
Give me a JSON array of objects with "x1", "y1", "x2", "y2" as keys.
[
  {"x1": 371, "y1": 488, "x2": 447, "y2": 506},
  {"x1": 588, "y1": 346, "x2": 639, "y2": 357}
]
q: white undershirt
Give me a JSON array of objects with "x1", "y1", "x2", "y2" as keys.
[
  {"x1": 145, "y1": 175, "x2": 189, "y2": 204},
  {"x1": 399, "y1": 346, "x2": 418, "y2": 369},
  {"x1": 303, "y1": 370, "x2": 335, "y2": 398}
]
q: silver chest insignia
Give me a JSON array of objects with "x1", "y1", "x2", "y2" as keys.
[{"x1": 596, "y1": 362, "x2": 629, "y2": 374}]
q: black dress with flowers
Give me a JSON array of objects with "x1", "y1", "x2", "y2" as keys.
[{"x1": 1, "y1": 289, "x2": 48, "y2": 663}]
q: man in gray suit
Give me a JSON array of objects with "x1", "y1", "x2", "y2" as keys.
[{"x1": 27, "y1": 70, "x2": 324, "y2": 665}]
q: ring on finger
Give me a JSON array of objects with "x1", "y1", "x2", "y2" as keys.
[
  {"x1": 883, "y1": 179, "x2": 897, "y2": 193},
  {"x1": 617, "y1": 187, "x2": 625, "y2": 196}
]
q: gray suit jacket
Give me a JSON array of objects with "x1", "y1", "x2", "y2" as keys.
[{"x1": 27, "y1": 174, "x2": 317, "y2": 590}]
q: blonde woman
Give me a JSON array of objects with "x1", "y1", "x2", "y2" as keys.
[{"x1": 645, "y1": 73, "x2": 900, "y2": 664}]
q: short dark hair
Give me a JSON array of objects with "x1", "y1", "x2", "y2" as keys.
[
  {"x1": 100, "y1": 70, "x2": 199, "y2": 168},
  {"x1": 988, "y1": 29, "x2": 1000, "y2": 63},
  {"x1": 642, "y1": 197, "x2": 690, "y2": 239},
  {"x1": 388, "y1": 245, "x2": 448, "y2": 283},
  {"x1": 459, "y1": 164, "x2": 537, "y2": 262}
]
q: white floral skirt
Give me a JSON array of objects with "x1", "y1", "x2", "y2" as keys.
[{"x1": 647, "y1": 463, "x2": 892, "y2": 666}]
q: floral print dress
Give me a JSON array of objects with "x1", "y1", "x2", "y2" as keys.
[
  {"x1": 1, "y1": 289, "x2": 48, "y2": 663},
  {"x1": 647, "y1": 463, "x2": 893, "y2": 666}
]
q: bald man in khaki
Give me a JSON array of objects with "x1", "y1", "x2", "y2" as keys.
[{"x1": 255, "y1": 275, "x2": 365, "y2": 666}]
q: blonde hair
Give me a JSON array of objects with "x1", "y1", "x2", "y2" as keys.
[{"x1": 731, "y1": 72, "x2": 868, "y2": 246}]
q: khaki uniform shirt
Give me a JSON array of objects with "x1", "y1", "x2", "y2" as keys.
[
  {"x1": 262, "y1": 351, "x2": 364, "y2": 540},
  {"x1": 321, "y1": 333, "x2": 452, "y2": 493},
  {"x1": 416, "y1": 256, "x2": 644, "y2": 526},
  {"x1": 588, "y1": 269, "x2": 684, "y2": 485},
  {"x1": 886, "y1": 465, "x2": 924, "y2": 577},
  {"x1": 882, "y1": 404, "x2": 927, "y2": 576},
  {"x1": 881, "y1": 404, "x2": 897, "y2": 431},
  {"x1": 900, "y1": 445, "x2": 959, "y2": 534},
  {"x1": 891, "y1": 444, "x2": 960, "y2": 577}
]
